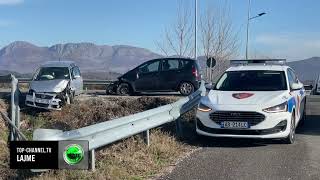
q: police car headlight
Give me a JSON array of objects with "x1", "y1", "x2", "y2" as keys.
[
  {"x1": 263, "y1": 102, "x2": 287, "y2": 113},
  {"x1": 198, "y1": 103, "x2": 212, "y2": 112}
]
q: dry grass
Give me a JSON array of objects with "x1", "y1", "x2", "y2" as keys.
[
  {"x1": 2, "y1": 96, "x2": 194, "y2": 180},
  {"x1": 83, "y1": 84, "x2": 106, "y2": 90},
  {"x1": 21, "y1": 97, "x2": 178, "y2": 132},
  {"x1": 0, "y1": 99, "x2": 16, "y2": 178},
  {"x1": 0, "y1": 83, "x2": 11, "y2": 89},
  {"x1": 31, "y1": 130, "x2": 190, "y2": 180}
]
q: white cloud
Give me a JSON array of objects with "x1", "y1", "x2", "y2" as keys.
[
  {"x1": 0, "y1": 0, "x2": 24, "y2": 5},
  {"x1": 253, "y1": 33, "x2": 320, "y2": 61}
]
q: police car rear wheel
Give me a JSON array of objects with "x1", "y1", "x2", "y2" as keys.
[{"x1": 284, "y1": 113, "x2": 296, "y2": 144}]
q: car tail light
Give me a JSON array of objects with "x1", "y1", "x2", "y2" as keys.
[{"x1": 192, "y1": 66, "x2": 199, "y2": 79}]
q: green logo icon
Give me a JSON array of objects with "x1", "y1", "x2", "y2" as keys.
[{"x1": 63, "y1": 144, "x2": 84, "y2": 165}]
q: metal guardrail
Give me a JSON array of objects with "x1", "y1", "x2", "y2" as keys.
[
  {"x1": 33, "y1": 81, "x2": 205, "y2": 148},
  {"x1": 18, "y1": 78, "x2": 113, "y2": 85},
  {"x1": 0, "y1": 74, "x2": 25, "y2": 141},
  {"x1": 32, "y1": 80, "x2": 205, "y2": 170}
]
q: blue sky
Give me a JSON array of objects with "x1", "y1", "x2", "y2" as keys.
[{"x1": 0, "y1": 0, "x2": 319, "y2": 60}]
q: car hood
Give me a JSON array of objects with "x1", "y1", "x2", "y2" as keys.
[
  {"x1": 29, "y1": 79, "x2": 69, "y2": 93},
  {"x1": 208, "y1": 90, "x2": 289, "y2": 105}
]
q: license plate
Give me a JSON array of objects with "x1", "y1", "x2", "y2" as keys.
[
  {"x1": 35, "y1": 98, "x2": 49, "y2": 104},
  {"x1": 221, "y1": 121, "x2": 249, "y2": 129}
]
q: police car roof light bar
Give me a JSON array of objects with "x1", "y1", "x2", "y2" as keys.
[{"x1": 230, "y1": 59, "x2": 286, "y2": 66}]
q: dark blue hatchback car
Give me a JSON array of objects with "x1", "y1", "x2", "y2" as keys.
[{"x1": 107, "y1": 58, "x2": 201, "y2": 96}]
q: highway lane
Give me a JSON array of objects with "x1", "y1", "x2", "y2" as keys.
[{"x1": 162, "y1": 96, "x2": 320, "y2": 180}]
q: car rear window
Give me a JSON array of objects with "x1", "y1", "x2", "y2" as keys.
[{"x1": 214, "y1": 70, "x2": 287, "y2": 91}]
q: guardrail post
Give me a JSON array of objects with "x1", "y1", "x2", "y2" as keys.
[
  {"x1": 10, "y1": 75, "x2": 17, "y2": 141},
  {"x1": 143, "y1": 130, "x2": 150, "y2": 146},
  {"x1": 15, "y1": 82, "x2": 20, "y2": 141},
  {"x1": 175, "y1": 118, "x2": 182, "y2": 139},
  {"x1": 90, "y1": 149, "x2": 95, "y2": 171},
  {"x1": 9, "y1": 74, "x2": 21, "y2": 141}
]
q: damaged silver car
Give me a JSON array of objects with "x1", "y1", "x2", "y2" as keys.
[{"x1": 25, "y1": 61, "x2": 83, "y2": 110}]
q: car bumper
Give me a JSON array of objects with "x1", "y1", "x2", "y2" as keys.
[
  {"x1": 196, "y1": 109, "x2": 292, "y2": 139},
  {"x1": 25, "y1": 93, "x2": 62, "y2": 110},
  {"x1": 193, "y1": 80, "x2": 200, "y2": 89}
]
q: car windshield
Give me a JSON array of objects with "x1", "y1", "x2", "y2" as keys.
[
  {"x1": 214, "y1": 70, "x2": 287, "y2": 91},
  {"x1": 34, "y1": 67, "x2": 70, "y2": 81}
]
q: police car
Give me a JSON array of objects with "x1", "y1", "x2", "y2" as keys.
[
  {"x1": 196, "y1": 59, "x2": 306, "y2": 144},
  {"x1": 315, "y1": 74, "x2": 320, "y2": 95}
]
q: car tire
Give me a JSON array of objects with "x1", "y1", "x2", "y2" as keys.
[
  {"x1": 179, "y1": 82, "x2": 194, "y2": 96},
  {"x1": 106, "y1": 84, "x2": 116, "y2": 95},
  {"x1": 299, "y1": 100, "x2": 306, "y2": 127},
  {"x1": 284, "y1": 113, "x2": 296, "y2": 144},
  {"x1": 117, "y1": 83, "x2": 132, "y2": 96}
]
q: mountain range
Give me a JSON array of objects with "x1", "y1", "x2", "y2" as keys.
[
  {"x1": 0, "y1": 41, "x2": 319, "y2": 81},
  {"x1": 0, "y1": 41, "x2": 161, "y2": 74}
]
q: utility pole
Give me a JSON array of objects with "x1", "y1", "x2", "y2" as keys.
[
  {"x1": 245, "y1": 0, "x2": 251, "y2": 60},
  {"x1": 245, "y1": 0, "x2": 266, "y2": 60},
  {"x1": 194, "y1": 0, "x2": 198, "y2": 60}
]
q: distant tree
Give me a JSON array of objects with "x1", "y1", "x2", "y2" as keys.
[
  {"x1": 156, "y1": 0, "x2": 194, "y2": 58},
  {"x1": 156, "y1": 0, "x2": 239, "y2": 82},
  {"x1": 200, "y1": 1, "x2": 239, "y2": 82}
]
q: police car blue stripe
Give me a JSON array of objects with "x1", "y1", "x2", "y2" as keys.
[
  {"x1": 287, "y1": 97, "x2": 295, "y2": 113},
  {"x1": 299, "y1": 89, "x2": 304, "y2": 96}
]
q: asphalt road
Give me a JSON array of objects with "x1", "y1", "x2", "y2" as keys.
[{"x1": 162, "y1": 97, "x2": 320, "y2": 180}]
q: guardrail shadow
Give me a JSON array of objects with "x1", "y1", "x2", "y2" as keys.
[{"x1": 296, "y1": 115, "x2": 320, "y2": 136}]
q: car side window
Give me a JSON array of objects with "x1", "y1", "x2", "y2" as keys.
[
  {"x1": 139, "y1": 61, "x2": 160, "y2": 73},
  {"x1": 75, "y1": 67, "x2": 81, "y2": 76},
  {"x1": 287, "y1": 69, "x2": 300, "y2": 89},
  {"x1": 72, "y1": 67, "x2": 81, "y2": 78},
  {"x1": 288, "y1": 69, "x2": 298, "y2": 83},
  {"x1": 287, "y1": 70, "x2": 294, "y2": 86},
  {"x1": 162, "y1": 59, "x2": 179, "y2": 71}
]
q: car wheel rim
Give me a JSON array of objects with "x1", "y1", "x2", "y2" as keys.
[
  {"x1": 121, "y1": 87, "x2": 129, "y2": 94},
  {"x1": 181, "y1": 83, "x2": 192, "y2": 95}
]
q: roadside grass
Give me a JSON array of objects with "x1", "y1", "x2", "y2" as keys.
[
  {"x1": 1, "y1": 96, "x2": 196, "y2": 179},
  {"x1": 83, "y1": 84, "x2": 106, "y2": 90},
  {"x1": 31, "y1": 129, "x2": 190, "y2": 180},
  {"x1": 0, "y1": 82, "x2": 28, "y2": 90},
  {"x1": 0, "y1": 99, "x2": 16, "y2": 178}
]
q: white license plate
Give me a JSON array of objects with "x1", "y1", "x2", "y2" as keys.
[
  {"x1": 35, "y1": 98, "x2": 49, "y2": 104},
  {"x1": 221, "y1": 121, "x2": 249, "y2": 129}
]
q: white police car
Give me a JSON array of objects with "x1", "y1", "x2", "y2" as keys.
[
  {"x1": 315, "y1": 74, "x2": 320, "y2": 95},
  {"x1": 196, "y1": 59, "x2": 306, "y2": 144}
]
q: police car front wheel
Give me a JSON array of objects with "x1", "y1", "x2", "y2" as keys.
[{"x1": 284, "y1": 113, "x2": 296, "y2": 144}]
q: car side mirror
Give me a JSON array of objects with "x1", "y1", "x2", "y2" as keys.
[
  {"x1": 291, "y1": 82, "x2": 303, "y2": 90},
  {"x1": 205, "y1": 83, "x2": 215, "y2": 90}
]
